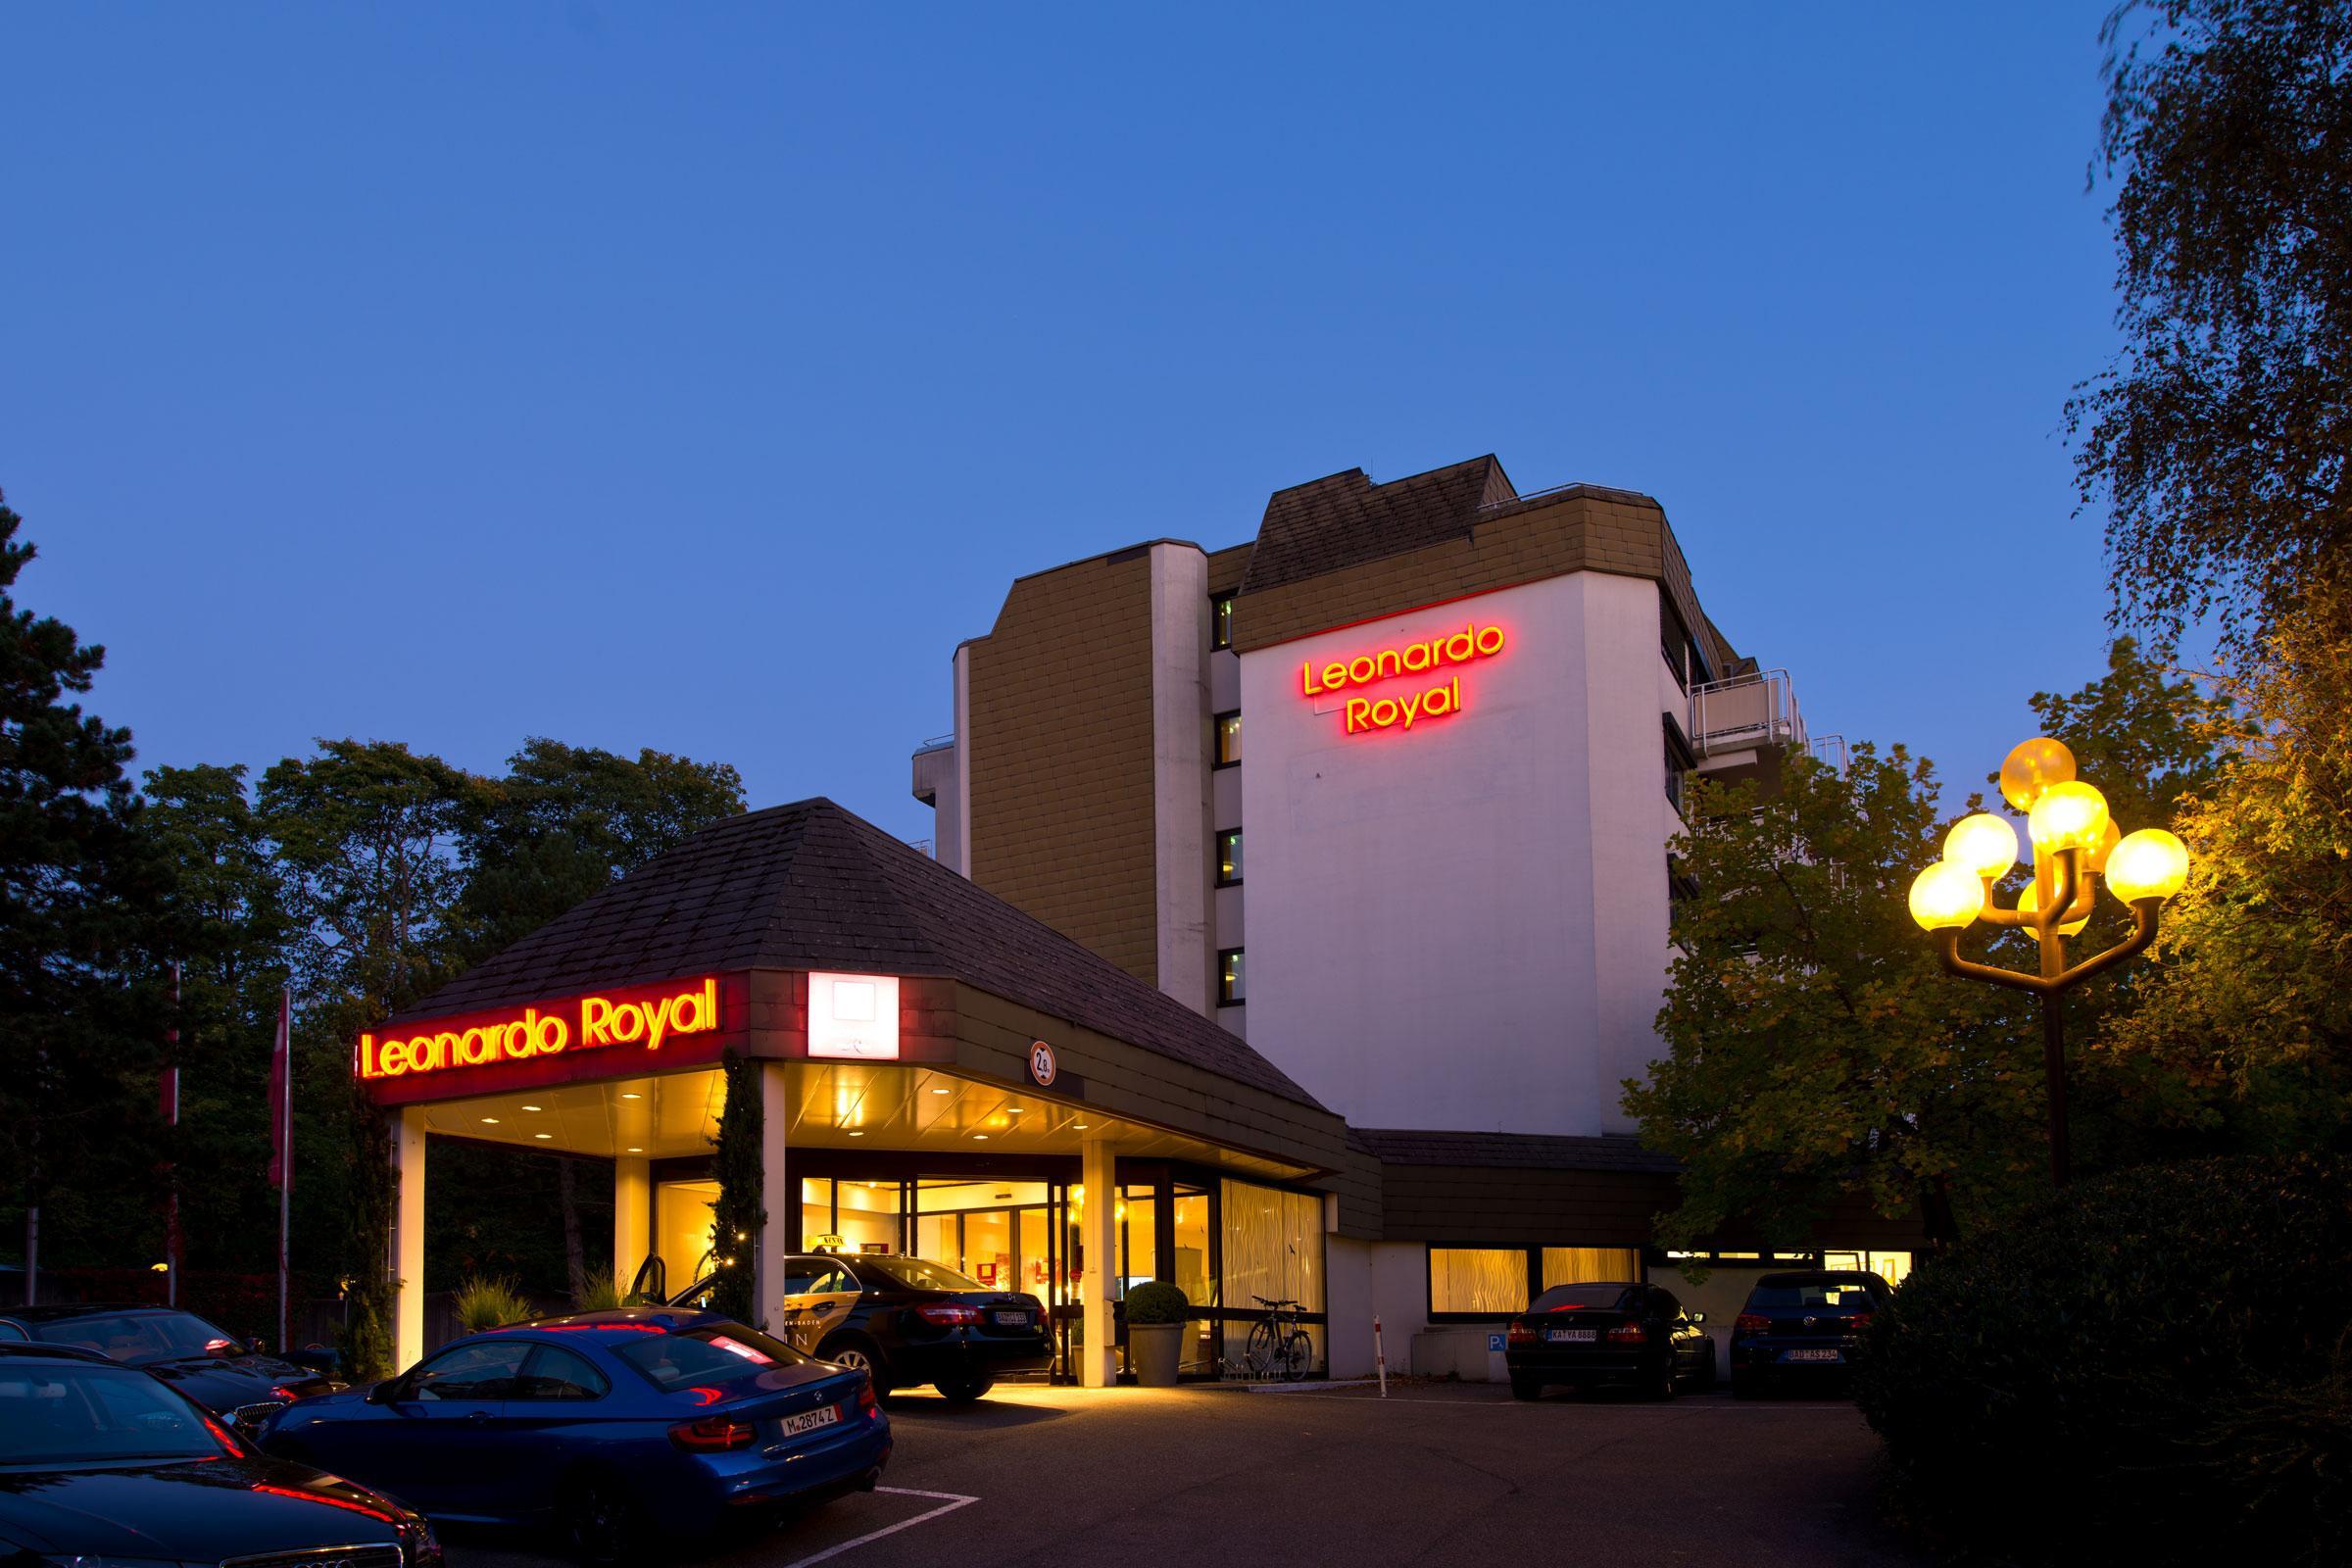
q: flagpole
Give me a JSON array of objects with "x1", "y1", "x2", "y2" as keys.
[
  {"x1": 163, "y1": 961, "x2": 181, "y2": 1307},
  {"x1": 275, "y1": 988, "x2": 291, "y2": 1353}
]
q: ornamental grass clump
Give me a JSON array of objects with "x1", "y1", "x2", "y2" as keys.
[
  {"x1": 452, "y1": 1275, "x2": 533, "y2": 1335},
  {"x1": 1855, "y1": 1154, "x2": 2352, "y2": 1567}
]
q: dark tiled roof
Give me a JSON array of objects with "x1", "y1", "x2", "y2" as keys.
[
  {"x1": 1350, "y1": 1127, "x2": 1682, "y2": 1175},
  {"x1": 396, "y1": 800, "x2": 1326, "y2": 1111},
  {"x1": 1239, "y1": 456, "x2": 1518, "y2": 596}
]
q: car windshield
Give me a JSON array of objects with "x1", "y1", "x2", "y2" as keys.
[
  {"x1": 0, "y1": 1362, "x2": 229, "y2": 1464},
  {"x1": 1747, "y1": 1280, "x2": 1880, "y2": 1309},
  {"x1": 31, "y1": 1310, "x2": 244, "y2": 1366},
  {"x1": 865, "y1": 1256, "x2": 985, "y2": 1292},
  {"x1": 612, "y1": 1326, "x2": 809, "y2": 1392},
  {"x1": 1530, "y1": 1285, "x2": 1637, "y2": 1312}
]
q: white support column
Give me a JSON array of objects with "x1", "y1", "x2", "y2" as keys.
[
  {"x1": 389, "y1": 1106, "x2": 426, "y2": 1372},
  {"x1": 1080, "y1": 1136, "x2": 1118, "y2": 1388},
  {"x1": 612, "y1": 1156, "x2": 650, "y2": 1295},
  {"x1": 754, "y1": 1061, "x2": 793, "y2": 1333}
]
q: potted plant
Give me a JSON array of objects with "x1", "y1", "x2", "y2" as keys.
[{"x1": 1124, "y1": 1281, "x2": 1189, "y2": 1387}]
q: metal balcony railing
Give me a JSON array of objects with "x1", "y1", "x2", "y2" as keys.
[
  {"x1": 1689, "y1": 669, "x2": 1806, "y2": 758},
  {"x1": 913, "y1": 733, "x2": 956, "y2": 756}
]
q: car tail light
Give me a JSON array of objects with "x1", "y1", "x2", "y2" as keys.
[
  {"x1": 914, "y1": 1303, "x2": 980, "y2": 1327},
  {"x1": 858, "y1": 1378, "x2": 880, "y2": 1419},
  {"x1": 1847, "y1": 1311, "x2": 1875, "y2": 1333},
  {"x1": 669, "y1": 1415, "x2": 756, "y2": 1452},
  {"x1": 1505, "y1": 1319, "x2": 1536, "y2": 1347},
  {"x1": 1605, "y1": 1323, "x2": 1647, "y2": 1346},
  {"x1": 1734, "y1": 1312, "x2": 1771, "y2": 1337}
]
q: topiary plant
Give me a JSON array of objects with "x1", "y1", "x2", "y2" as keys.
[{"x1": 1124, "y1": 1281, "x2": 1190, "y2": 1325}]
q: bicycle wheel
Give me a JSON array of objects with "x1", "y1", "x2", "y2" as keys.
[
  {"x1": 1281, "y1": 1330, "x2": 1313, "y2": 1381},
  {"x1": 1244, "y1": 1317, "x2": 1279, "y2": 1378}
]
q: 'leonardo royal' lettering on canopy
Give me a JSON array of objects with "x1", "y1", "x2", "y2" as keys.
[
  {"x1": 356, "y1": 976, "x2": 720, "y2": 1081},
  {"x1": 1299, "y1": 620, "x2": 1507, "y2": 737}
]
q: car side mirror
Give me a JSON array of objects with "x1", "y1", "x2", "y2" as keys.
[
  {"x1": 1687, "y1": 1311, "x2": 1707, "y2": 1326},
  {"x1": 365, "y1": 1377, "x2": 406, "y2": 1405}
]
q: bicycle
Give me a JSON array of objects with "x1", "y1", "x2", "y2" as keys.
[{"x1": 1244, "y1": 1296, "x2": 1313, "y2": 1381}]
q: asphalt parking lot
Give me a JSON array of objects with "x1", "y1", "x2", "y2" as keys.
[{"x1": 444, "y1": 1380, "x2": 1924, "y2": 1568}]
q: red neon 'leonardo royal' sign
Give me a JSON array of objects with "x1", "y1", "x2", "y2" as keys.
[
  {"x1": 357, "y1": 976, "x2": 721, "y2": 1080},
  {"x1": 1300, "y1": 620, "x2": 1507, "y2": 735}
]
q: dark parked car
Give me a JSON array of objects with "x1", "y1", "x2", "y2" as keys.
[
  {"x1": 259, "y1": 1307, "x2": 889, "y2": 1566},
  {"x1": 670, "y1": 1253, "x2": 1052, "y2": 1402},
  {"x1": 0, "y1": 1301, "x2": 345, "y2": 1431},
  {"x1": 1503, "y1": 1282, "x2": 1716, "y2": 1400},
  {"x1": 1728, "y1": 1269, "x2": 1891, "y2": 1396},
  {"x1": 0, "y1": 1342, "x2": 439, "y2": 1565}
]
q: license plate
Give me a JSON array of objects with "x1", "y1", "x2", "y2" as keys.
[
  {"x1": 1782, "y1": 1348, "x2": 1843, "y2": 1363},
  {"x1": 991, "y1": 1310, "x2": 1031, "y2": 1327},
  {"x1": 1545, "y1": 1328, "x2": 1596, "y2": 1344},
  {"x1": 776, "y1": 1404, "x2": 841, "y2": 1438}
]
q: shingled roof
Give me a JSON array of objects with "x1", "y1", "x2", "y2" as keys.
[
  {"x1": 1349, "y1": 1127, "x2": 1681, "y2": 1175},
  {"x1": 1238, "y1": 455, "x2": 1519, "y2": 597},
  {"x1": 395, "y1": 799, "x2": 1326, "y2": 1111}
]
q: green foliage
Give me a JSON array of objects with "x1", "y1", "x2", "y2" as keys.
[
  {"x1": 451, "y1": 1274, "x2": 534, "y2": 1336},
  {"x1": 1856, "y1": 1154, "x2": 2352, "y2": 1565},
  {"x1": 1627, "y1": 744, "x2": 2033, "y2": 1249},
  {"x1": 0, "y1": 492, "x2": 170, "y2": 1270},
  {"x1": 709, "y1": 1050, "x2": 766, "y2": 1325},
  {"x1": 2070, "y1": 0, "x2": 2352, "y2": 659},
  {"x1": 1123, "y1": 1281, "x2": 1190, "y2": 1324},
  {"x1": 571, "y1": 1276, "x2": 631, "y2": 1312},
  {"x1": 341, "y1": 1081, "x2": 397, "y2": 1380}
]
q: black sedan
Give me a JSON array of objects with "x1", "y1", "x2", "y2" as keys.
[
  {"x1": 0, "y1": 1342, "x2": 437, "y2": 1565},
  {"x1": 0, "y1": 1301, "x2": 345, "y2": 1431},
  {"x1": 1503, "y1": 1281, "x2": 1716, "y2": 1399},
  {"x1": 1728, "y1": 1269, "x2": 1890, "y2": 1396},
  {"x1": 673, "y1": 1253, "x2": 1052, "y2": 1401}
]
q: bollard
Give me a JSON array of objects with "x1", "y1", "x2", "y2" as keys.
[{"x1": 1375, "y1": 1314, "x2": 1388, "y2": 1398}]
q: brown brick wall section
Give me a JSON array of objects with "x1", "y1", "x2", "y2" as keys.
[
  {"x1": 1205, "y1": 542, "x2": 1252, "y2": 597},
  {"x1": 966, "y1": 552, "x2": 1162, "y2": 988},
  {"x1": 1229, "y1": 489, "x2": 1715, "y2": 663}
]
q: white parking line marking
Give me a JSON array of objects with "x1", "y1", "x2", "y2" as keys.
[{"x1": 773, "y1": 1487, "x2": 980, "y2": 1568}]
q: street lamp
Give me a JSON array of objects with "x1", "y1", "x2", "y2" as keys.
[{"x1": 1907, "y1": 737, "x2": 2189, "y2": 1186}]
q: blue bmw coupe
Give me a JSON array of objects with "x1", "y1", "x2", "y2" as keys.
[{"x1": 259, "y1": 1307, "x2": 890, "y2": 1564}]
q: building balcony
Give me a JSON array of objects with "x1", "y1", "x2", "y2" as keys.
[{"x1": 1688, "y1": 670, "x2": 1804, "y2": 791}]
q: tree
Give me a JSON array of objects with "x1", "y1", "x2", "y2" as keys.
[
  {"x1": 1626, "y1": 747, "x2": 2036, "y2": 1251},
  {"x1": 709, "y1": 1050, "x2": 765, "y2": 1325},
  {"x1": 0, "y1": 492, "x2": 168, "y2": 1282},
  {"x1": 2069, "y1": 0, "x2": 2352, "y2": 657}
]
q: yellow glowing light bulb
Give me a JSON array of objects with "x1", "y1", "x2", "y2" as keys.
[
  {"x1": 1999, "y1": 737, "x2": 2077, "y2": 810},
  {"x1": 1943, "y1": 813, "x2": 2019, "y2": 881},
  {"x1": 1908, "y1": 861, "x2": 1985, "y2": 931},
  {"x1": 2104, "y1": 828, "x2": 2189, "y2": 904},
  {"x1": 2028, "y1": 780, "x2": 2109, "y2": 853},
  {"x1": 2016, "y1": 879, "x2": 2089, "y2": 940}
]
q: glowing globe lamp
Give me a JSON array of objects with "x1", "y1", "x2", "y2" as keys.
[
  {"x1": 2028, "y1": 780, "x2": 2110, "y2": 854},
  {"x1": 1943, "y1": 813, "x2": 2020, "y2": 881},
  {"x1": 1909, "y1": 860, "x2": 1986, "y2": 932},
  {"x1": 2086, "y1": 818, "x2": 2123, "y2": 874},
  {"x1": 1999, "y1": 736, "x2": 2077, "y2": 810},
  {"x1": 2016, "y1": 879, "x2": 2090, "y2": 940},
  {"x1": 2105, "y1": 828, "x2": 2190, "y2": 904}
]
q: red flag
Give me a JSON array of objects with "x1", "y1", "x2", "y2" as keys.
[{"x1": 267, "y1": 989, "x2": 291, "y2": 1192}]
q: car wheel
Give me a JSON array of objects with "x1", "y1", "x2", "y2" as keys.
[
  {"x1": 1509, "y1": 1374, "x2": 1541, "y2": 1401},
  {"x1": 818, "y1": 1338, "x2": 892, "y2": 1397},
  {"x1": 936, "y1": 1376, "x2": 992, "y2": 1404},
  {"x1": 562, "y1": 1469, "x2": 653, "y2": 1568},
  {"x1": 1649, "y1": 1353, "x2": 1677, "y2": 1401}
]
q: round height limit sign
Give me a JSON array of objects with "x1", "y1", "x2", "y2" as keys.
[{"x1": 1026, "y1": 1040, "x2": 1057, "y2": 1088}]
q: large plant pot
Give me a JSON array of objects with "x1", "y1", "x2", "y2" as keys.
[{"x1": 1128, "y1": 1321, "x2": 1184, "y2": 1387}]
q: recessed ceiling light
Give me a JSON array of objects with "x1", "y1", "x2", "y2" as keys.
[
  {"x1": 972, "y1": 1134, "x2": 989, "y2": 1141},
  {"x1": 625, "y1": 1147, "x2": 643, "y2": 1153},
  {"x1": 1006, "y1": 1107, "x2": 1024, "y2": 1114},
  {"x1": 931, "y1": 1088, "x2": 951, "y2": 1096},
  {"x1": 480, "y1": 1117, "x2": 500, "y2": 1125},
  {"x1": 848, "y1": 1130, "x2": 864, "y2": 1138},
  {"x1": 533, "y1": 1133, "x2": 553, "y2": 1141},
  {"x1": 1072, "y1": 1123, "x2": 1089, "y2": 1130},
  {"x1": 520, "y1": 1103, "x2": 543, "y2": 1112},
  {"x1": 620, "y1": 1093, "x2": 642, "y2": 1101}
]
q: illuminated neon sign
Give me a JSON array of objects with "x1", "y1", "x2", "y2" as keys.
[
  {"x1": 356, "y1": 976, "x2": 720, "y2": 1080},
  {"x1": 1299, "y1": 620, "x2": 1507, "y2": 735}
]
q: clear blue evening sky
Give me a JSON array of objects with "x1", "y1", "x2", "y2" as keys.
[{"x1": 3, "y1": 3, "x2": 2133, "y2": 843}]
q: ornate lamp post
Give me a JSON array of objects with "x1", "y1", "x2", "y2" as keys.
[{"x1": 1906, "y1": 737, "x2": 2190, "y2": 1186}]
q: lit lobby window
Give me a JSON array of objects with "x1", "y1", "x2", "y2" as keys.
[
  {"x1": 1430, "y1": 1248, "x2": 1528, "y2": 1316},
  {"x1": 1214, "y1": 711, "x2": 1242, "y2": 768},
  {"x1": 1216, "y1": 828, "x2": 1243, "y2": 887}
]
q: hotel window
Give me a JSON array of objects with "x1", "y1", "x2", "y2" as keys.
[
  {"x1": 1668, "y1": 855, "x2": 1701, "y2": 904},
  {"x1": 1217, "y1": 948, "x2": 1246, "y2": 1005},
  {"x1": 1664, "y1": 716, "x2": 1696, "y2": 812},
  {"x1": 1214, "y1": 710, "x2": 1242, "y2": 768},
  {"x1": 1429, "y1": 1249, "x2": 1530, "y2": 1316},
  {"x1": 1215, "y1": 828, "x2": 1243, "y2": 887},
  {"x1": 1211, "y1": 592, "x2": 1236, "y2": 652}
]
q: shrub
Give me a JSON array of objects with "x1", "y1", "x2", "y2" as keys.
[
  {"x1": 1124, "y1": 1281, "x2": 1189, "y2": 1325},
  {"x1": 452, "y1": 1275, "x2": 532, "y2": 1336},
  {"x1": 571, "y1": 1276, "x2": 629, "y2": 1312},
  {"x1": 1855, "y1": 1154, "x2": 2352, "y2": 1565}
]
